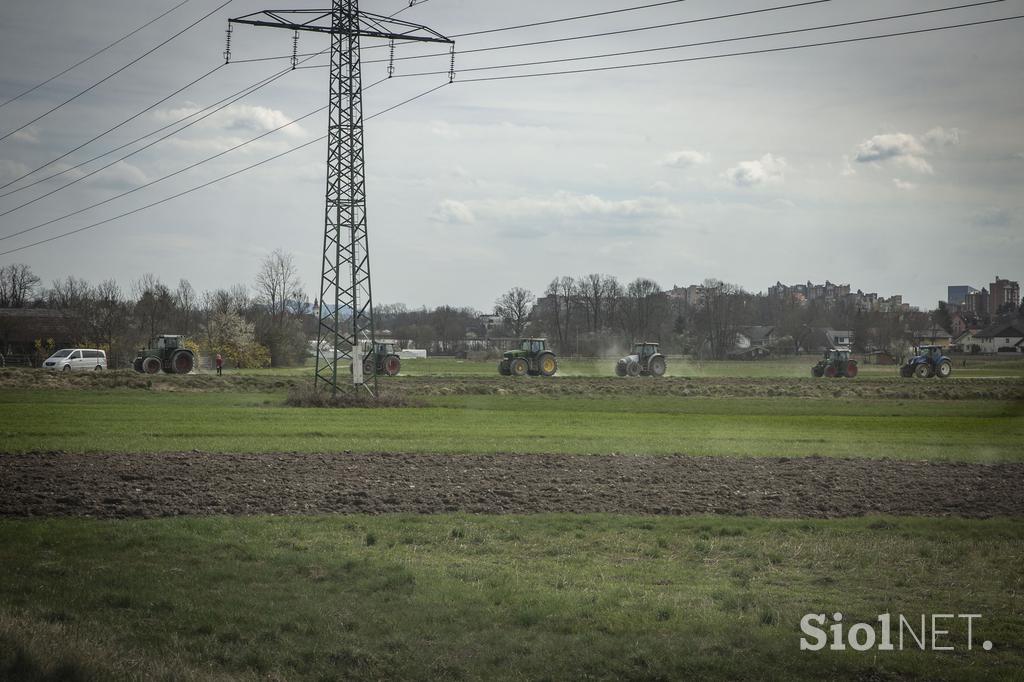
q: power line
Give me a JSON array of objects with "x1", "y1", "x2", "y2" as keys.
[
  {"x1": 0, "y1": 64, "x2": 226, "y2": 192},
  {"x1": 0, "y1": 0, "x2": 234, "y2": 144},
  {"x1": 0, "y1": 47, "x2": 331, "y2": 207},
  {"x1": 0, "y1": 68, "x2": 286, "y2": 199},
  {"x1": 0, "y1": 0, "x2": 195, "y2": 110},
  {"x1": 0, "y1": 80, "x2": 449, "y2": 257},
  {"x1": 451, "y1": 0, "x2": 694, "y2": 38},
  {"x1": 443, "y1": 13, "x2": 1024, "y2": 83},
  {"x1": 380, "y1": 0, "x2": 1001, "y2": 68},
  {"x1": 0, "y1": 77, "x2": 391, "y2": 242},
  {"x1": 388, "y1": 0, "x2": 1008, "y2": 78},
  {"x1": 390, "y1": 0, "x2": 432, "y2": 19}
]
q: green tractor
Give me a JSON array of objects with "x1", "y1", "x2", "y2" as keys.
[
  {"x1": 615, "y1": 342, "x2": 667, "y2": 377},
  {"x1": 498, "y1": 338, "x2": 558, "y2": 377},
  {"x1": 132, "y1": 335, "x2": 195, "y2": 374},
  {"x1": 357, "y1": 341, "x2": 402, "y2": 377},
  {"x1": 811, "y1": 348, "x2": 858, "y2": 378}
]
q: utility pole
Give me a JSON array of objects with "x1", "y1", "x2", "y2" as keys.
[{"x1": 229, "y1": 2, "x2": 452, "y2": 395}]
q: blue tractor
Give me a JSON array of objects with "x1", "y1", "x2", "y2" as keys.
[{"x1": 899, "y1": 345, "x2": 953, "y2": 378}]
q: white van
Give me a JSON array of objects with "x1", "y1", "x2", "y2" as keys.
[{"x1": 43, "y1": 348, "x2": 107, "y2": 372}]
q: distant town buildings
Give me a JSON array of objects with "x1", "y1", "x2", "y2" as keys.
[
  {"x1": 767, "y1": 280, "x2": 913, "y2": 313},
  {"x1": 945, "y1": 275, "x2": 1020, "y2": 318}
]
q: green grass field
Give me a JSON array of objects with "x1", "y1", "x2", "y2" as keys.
[
  {"x1": 2, "y1": 515, "x2": 1022, "y2": 681},
  {"x1": 2, "y1": 363, "x2": 1023, "y2": 680},
  {"x1": 1, "y1": 389, "x2": 1021, "y2": 461}
]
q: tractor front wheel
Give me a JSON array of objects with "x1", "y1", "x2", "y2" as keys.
[
  {"x1": 133, "y1": 358, "x2": 143, "y2": 373},
  {"x1": 498, "y1": 359, "x2": 511, "y2": 376},
  {"x1": 648, "y1": 356, "x2": 666, "y2": 377},
  {"x1": 615, "y1": 361, "x2": 627, "y2": 377},
  {"x1": 510, "y1": 358, "x2": 529, "y2": 377},
  {"x1": 845, "y1": 361, "x2": 858, "y2": 378},
  {"x1": 363, "y1": 356, "x2": 376, "y2": 377},
  {"x1": 812, "y1": 366, "x2": 824, "y2": 378},
  {"x1": 538, "y1": 353, "x2": 558, "y2": 377},
  {"x1": 142, "y1": 357, "x2": 161, "y2": 374},
  {"x1": 171, "y1": 350, "x2": 194, "y2": 374},
  {"x1": 935, "y1": 360, "x2": 952, "y2": 378},
  {"x1": 900, "y1": 365, "x2": 914, "y2": 378},
  {"x1": 915, "y1": 363, "x2": 933, "y2": 379},
  {"x1": 626, "y1": 360, "x2": 640, "y2": 377},
  {"x1": 383, "y1": 355, "x2": 401, "y2": 376}
]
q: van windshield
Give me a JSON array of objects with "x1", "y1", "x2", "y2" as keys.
[{"x1": 51, "y1": 349, "x2": 73, "y2": 358}]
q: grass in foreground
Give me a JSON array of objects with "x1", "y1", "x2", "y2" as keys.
[
  {"x1": 1, "y1": 389, "x2": 1021, "y2": 461},
  {"x1": 0, "y1": 515, "x2": 1021, "y2": 681}
]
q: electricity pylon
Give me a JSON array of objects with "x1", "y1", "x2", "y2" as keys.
[{"x1": 229, "y1": 2, "x2": 452, "y2": 395}]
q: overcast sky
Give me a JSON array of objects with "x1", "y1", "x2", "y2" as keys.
[{"x1": 0, "y1": 0, "x2": 1021, "y2": 311}]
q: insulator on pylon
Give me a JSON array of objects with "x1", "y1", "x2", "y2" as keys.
[
  {"x1": 387, "y1": 40, "x2": 396, "y2": 78},
  {"x1": 223, "y1": 23, "x2": 233, "y2": 64},
  {"x1": 291, "y1": 30, "x2": 300, "y2": 70},
  {"x1": 448, "y1": 44, "x2": 456, "y2": 83}
]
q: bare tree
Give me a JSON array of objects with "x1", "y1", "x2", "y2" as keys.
[
  {"x1": 174, "y1": 279, "x2": 197, "y2": 335},
  {"x1": 577, "y1": 274, "x2": 618, "y2": 333},
  {"x1": 132, "y1": 274, "x2": 173, "y2": 339},
  {"x1": 621, "y1": 278, "x2": 666, "y2": 341},
  {"x1": 693, "y1": 279, "x2": 746, "y2": 359},
  {"x1": 494, "y1": 287, "x2": 533, "y2": 336},
  {"x1": 0, "y1": 263, "x2": 41, "y2": 307},
  {"x1": 255, "y1": 249, "x2": 303, "y2": 321},
  {"x1": 539, "y1": 276, "x2": 578, "y2": 351}
]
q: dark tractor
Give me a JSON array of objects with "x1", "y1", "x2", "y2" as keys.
[
  {"x1": 615, "y1": 342, "x2": 667, "y2": 377},
  {"x1": 811, "y1": 348, "x2": 858, "y2": 378},
  {"x1": 900, "y1": 345, "x2": 952, "y2": 378},
  {"x1": 357, "y1": 342, "x2": 402, "y2": 377},
  {"x1": 132, "y1": 335, "x2": 195, "y2": 375},
  {"x1": 498, "y1": 338, "x2": 558, "y2": 377}
]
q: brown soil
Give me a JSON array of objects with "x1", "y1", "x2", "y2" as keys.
[
  {"x1": 2, "y1": 452, "x2": 1021, "y2": 519},
  {"x1": 2, "y1": 368, "x2": 1022, "y2": 401}
]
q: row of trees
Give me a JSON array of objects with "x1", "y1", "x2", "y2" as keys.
[
  {"x1": 496, "y1": 275, "x2": 962, "y2": 358},
  {"x1": 1, "y1": 251, "x2": 310, "y2": 368}
]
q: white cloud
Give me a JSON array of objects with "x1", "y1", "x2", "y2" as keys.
[
  {"x1": 94, "y1": 161, "x2": 149, "y2": 189},
  {"x1": 661, "y1": 150, "x2": 708, "y2": 168},
  {"x1": 892, "y1": 178, "x2": 917, "y2": 191},
  {"x1": 853, "y1": 127, "x2": 961, "y2": 176},
  {"x1": 0, "y1": 158, "x2": 30, "y2": 184},
  {"x1": 431, "y1": 199, "x2": 476, "y2": 225},
  {"x1": 724, "y1": 153, "x2": 787, "y2": 187},
  {"x1": 153, "y1": 103, "x2": 308, "y2": 138},
  {"x1": 972, "y1": 207, "x2": 1012, "y2": 227},
  {"x1": 10, "y1": 126, "x2": 39, "y2": 143},
  {"x1": 924, "y1": 126, "x2": 961, "y2": 147},
  {"x1": 841, "y1": 155, "x2": 856, "y2": 177}
]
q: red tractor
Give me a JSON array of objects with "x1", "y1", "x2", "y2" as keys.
[{"x1": 811, "y1": 348, "x2": 858, "y2": 378}]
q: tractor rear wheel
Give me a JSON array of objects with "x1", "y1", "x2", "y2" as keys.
[
  {"x1": 171, "y1": 350, "x2": 194, "y2": 374},
  {"x1": 845, "y1": 361, "x2": 858, "y2": 378},
  {"x1": 915, "y1": 363, "x2": 933, "y2": 379},
  {"x1": 538, "y1": 353, "x2": 557, "y2": 377},
  {"x1": 510, "y1": 358, "x2": 528, "y2": 377},
  {"x1": 383, "y1": 355, "x2": 401, "y2": 376},
  {"x1": 824, "y1": 365, "x2": 837, "y2": 378},
  {"x1": 935, "y1": 360, "x2": 951, "y2": 378},
  {"x1": 626, "y1": 360, "x2": 640, "y2": 377},
  {"x1": 648, "y1": 356, "x2": 666, "y2": 377},
  {"x1": 142, "y1": 357, "x2": 161, "y2": 374}
]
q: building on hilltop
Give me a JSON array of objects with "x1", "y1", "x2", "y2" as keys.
[{"x1": 989, "y1": 276, "x2": 1020, "y2": 316}]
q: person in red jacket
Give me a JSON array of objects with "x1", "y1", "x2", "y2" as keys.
[{"x1": 215, "y1": 353, "x2": 223, "y2": 376}]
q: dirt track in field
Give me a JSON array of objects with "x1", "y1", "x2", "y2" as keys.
[{"x1": 2, "y1": 452, "x2": 1022, "y2": 519}]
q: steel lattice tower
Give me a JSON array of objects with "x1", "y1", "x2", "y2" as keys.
[{"x1": 229, "y1": 2, "x2": 451, "y2": 394}]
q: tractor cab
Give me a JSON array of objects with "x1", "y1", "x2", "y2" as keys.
[
  {"x1": 633, "y1": 342, "x2": 660, "y2": 358},
  {"x1": 829, "y1": 348, "x2": 850, "y2": 363},
  {"x1": 152, "y1": 335, "x2": 183, "y2": 350},
  {"x1": 371, "y1": 341, "x2": 396, "y2": 356},
  {"x1": 519, "y1": 338, "x2": 547, "y2": 354}
]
